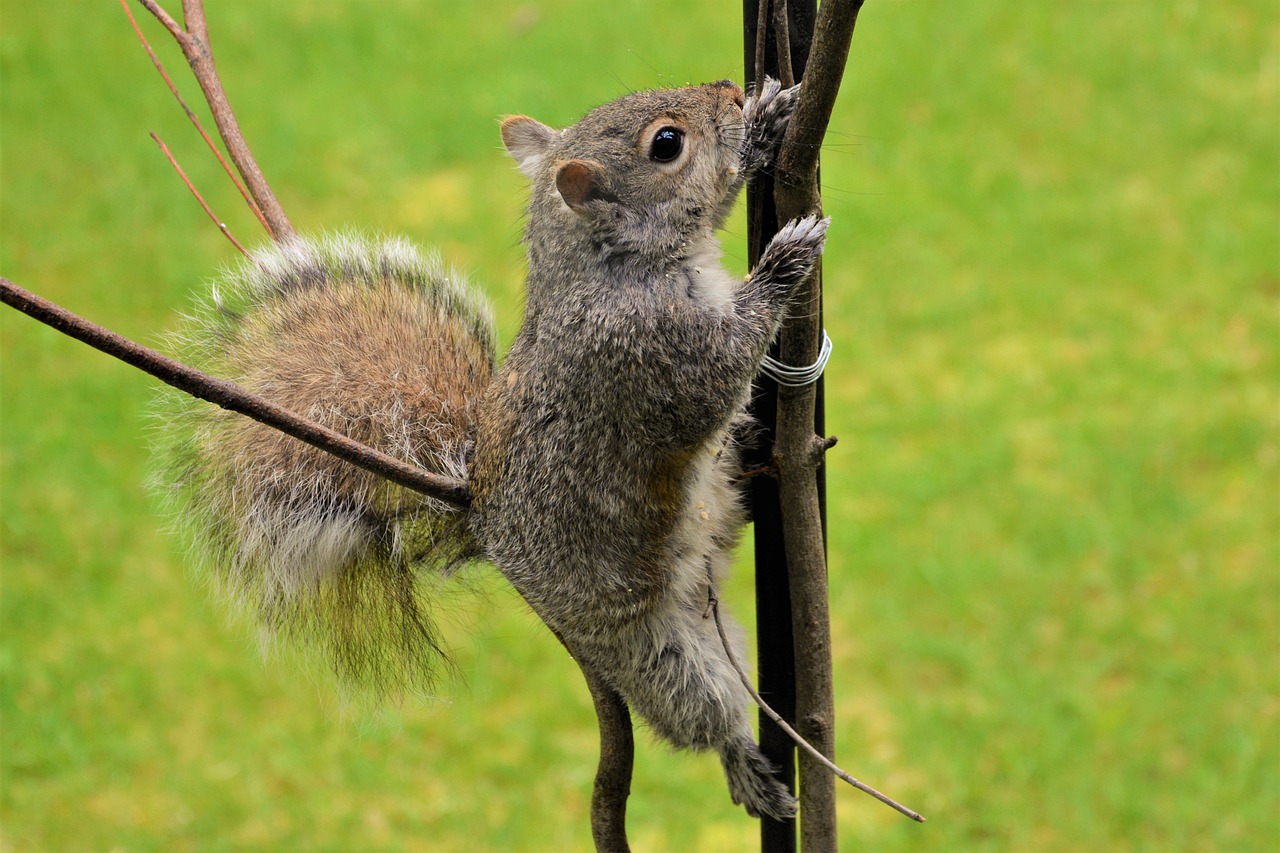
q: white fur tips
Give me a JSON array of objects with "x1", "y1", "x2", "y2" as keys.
[{"x1": 501, "y1": 115, "x2": 559, "y2": 180}]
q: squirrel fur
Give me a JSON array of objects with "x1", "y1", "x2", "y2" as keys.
[{"x1": 155, "y1": 78, "x2": 829, "y2": 821}]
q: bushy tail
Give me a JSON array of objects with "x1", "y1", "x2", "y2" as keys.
[{"x1": 151, "y1": 233, "x2": 496, "y2": 695}]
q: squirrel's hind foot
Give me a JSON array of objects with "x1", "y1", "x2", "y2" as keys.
[{"x1": 721, "y1": 736, "x2": 798, "y2": 821}]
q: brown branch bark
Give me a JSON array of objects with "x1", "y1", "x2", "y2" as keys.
[
  {"x1": 769, "y1": 2, "x2": 866, "y2": 850},
  {"x1": 773, "y1": 0, "x2": 796, "y2": 88},
  {"x1": 774, "y1": 0, "x2": 864, "y2": 201},
  {"x1": 0, "y1": 276, "x2": 470, "y2": 508},
  {"x1": 583, "y1": 670, "x2": 634, "y2": 852},
  {"x1": 753, "y1": 0, "x2": 771, "y2": 86},
  {"x1": 134, "y1": 0, "x2": 295, "y2": 241},
  {"x1": 550, "y1": 632, "x2": 633, "y2": 852}
]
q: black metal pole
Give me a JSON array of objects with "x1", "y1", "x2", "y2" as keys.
[{"x1": 743, "y1": 3, "x2": 820, "y2": 851}]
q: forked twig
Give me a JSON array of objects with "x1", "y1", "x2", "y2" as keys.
[
  {"x1": 119, "y1": 0, "x2": 272, "y2": 237},
  {"x1": 135, "y1": 0, "x2": 183, "y2": 39},
  {"x1": 705, "y1": 566, "x2": 925, "y2": 823},
  {"x1": 132, "y1": 0, "x2": 295, "y2": 242}
]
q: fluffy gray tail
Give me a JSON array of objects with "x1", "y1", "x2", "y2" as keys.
[{"x1": 151, "y1": 233, "x2": 496, "y2": 695}]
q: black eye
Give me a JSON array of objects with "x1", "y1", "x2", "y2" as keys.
[{"x1": 650, "y1": 127, "x2": 684, "y2": 163}]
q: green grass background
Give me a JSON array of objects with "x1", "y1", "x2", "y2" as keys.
[{"x1": 2, "y1": 1, "x2": 1276, "y2": 850}]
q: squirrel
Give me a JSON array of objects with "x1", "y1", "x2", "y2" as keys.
[{"x1": 154, "y1": 77, "x2": 829, "y2": 821}]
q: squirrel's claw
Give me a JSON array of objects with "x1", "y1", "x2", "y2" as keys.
[
  {"x1": 743, "y1": 77, "x2": 801, "y2": 172},
  {"x1": 749, "y1": 214, "x2": 831, "y2": 300}
]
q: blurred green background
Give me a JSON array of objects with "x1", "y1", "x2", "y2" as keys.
[{"x1": 2, "y1": 1, "x2": 1276, "y2": 850}]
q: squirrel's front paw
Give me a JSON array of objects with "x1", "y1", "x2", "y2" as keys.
[
  {"x1": 743, "y1": 77, "x2": 801, "y2": 169},
  {"x1": 750, "y1": 215, "x2": 831, "y2": 297}
]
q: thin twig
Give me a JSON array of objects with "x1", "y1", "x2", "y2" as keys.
[
  {"x1": 705, "y1": 569, "x2": 925, "y2": 823},
  {"x1": 135, "y1": 0, "x2": 185, "y2": 42},
  {"x1": 119, "y1": 0, "x2": 272, "y2": 236},
  {"x1": 745, "y1": 6, "x2": 801, "y2": 848},
  {"x1": 551, "y1": 631, "x2": 633, "y2": 852},
  {"x1": 774, "y1": 0, "x2": 866, "y2": 199},
  {"x1": 773, "y1": 0, "x2": 796, "y2": 88},
  {"x1": 731, "y1": 463, "x2": 777, "y2": 485},
  {"x1": 760, "y1": 2, "x2": 872, "y2": 847},
  {"x1": 0, "y1": 276, "x2": 471, "y2": 509},
  {"x1": 135, "y1": 0, "x2": 295, "y2": 241},
  {"x1": 181, "y1": 0, "x2": 211, "y2": 44},
  {"x1": 753, "y1": 0, "x2": 770, "y2": 87},
  {"x1": 151, "y1": 133, "x2": 250, "y2": 257}
]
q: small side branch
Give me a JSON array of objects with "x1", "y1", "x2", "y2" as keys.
[
  {"x1": 705, "y1": 562, "x2": 924, "y2": 823},
  {"x1": 0, "y1": 276, "x2": 469, "y2": 508},
  {"x1": 773, "y1": 0, "x2": 796, "y2": 88},
  {"x1": 150, "y1": 133, "x2": 250, "y2": 256}
]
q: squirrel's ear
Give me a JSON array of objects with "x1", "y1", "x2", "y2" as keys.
[
  {"x1": 501, "y1": 115, "x2": 558, "y2": 180},
  {"x1": 555, "y1": 159, "x2": 615, "y2": 214}
]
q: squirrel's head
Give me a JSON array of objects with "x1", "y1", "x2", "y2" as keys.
[{"x1": 501, "y1": 81, "x2": 750, "y2": 259}]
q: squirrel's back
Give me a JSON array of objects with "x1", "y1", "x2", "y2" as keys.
[{"x1": 153, "y1": 233, "x2": 495, "y2": 693}]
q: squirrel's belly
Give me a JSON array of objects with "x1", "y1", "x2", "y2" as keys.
[{"x1": 473, "y1": 436, "x2": 744, "y2": 639}]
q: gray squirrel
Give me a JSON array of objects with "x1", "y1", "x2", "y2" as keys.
[{"x1": 155, "y1": 77, "x2": 829, "y2": 821}]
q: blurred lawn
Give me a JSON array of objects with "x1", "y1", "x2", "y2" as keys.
[{"x1": 2, "y1": 1, "x2": 1276, "y2": 850}]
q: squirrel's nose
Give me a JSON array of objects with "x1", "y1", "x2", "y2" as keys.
[{"x1": 711, "y1": 80, "x2": 746, "y2": 108}]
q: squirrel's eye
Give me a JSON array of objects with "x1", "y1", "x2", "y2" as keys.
[{"x1": 650, "y1": 127, "x2": 684, "y2": 163}]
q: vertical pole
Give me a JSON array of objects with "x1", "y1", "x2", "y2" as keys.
[{"x1": 743, "y1": 3, "x2": 820, "y2": 851}]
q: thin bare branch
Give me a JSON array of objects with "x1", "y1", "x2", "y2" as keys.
[
  {"x1": 135, "y1": 0, "x2": 186, "y2": 44},
  {"x1": 732, "y1": 462, "x2": 777, "y2": 485},
  {"x1": 551, "y1": 631, "x2": 633, "y2": 852},
  {"x1": 773, "y1": 0, "x2": 796, "y2": 88},
  {"x1": 119, "y1": 0, "x2": 272, "y2": 236},
  {"x1": 180, "y1": 0, "x2": 210, "y2": 44},
  {"x1": 134, "y1": 0, "x2": 295, "y2": 241},
  {"x1": 122, "y1": 0, "x2": 193, "y2": 99},
  {"x1": 582, "y1": 671, "x2": 633, "y2": 851},
  {"x1": 706, "y1": 578, "x2": 925, "y2": 823},
  {"x1": 753, "y1": 0, "x2": 770, "y2": 88},
  {"x1": 151, "y1": 133, "x2": 250, "y2": 257},
  {"x1": 586, "y1": 674, "x2": 633, "y2": 853},
  {"x1": 0, "y1": 276, "x2": 470, "y2": 508}
]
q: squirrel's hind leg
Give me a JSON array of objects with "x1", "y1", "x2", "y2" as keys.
[{"x1": 579, "y1": 591, "x2": 796, "y2": 820}]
